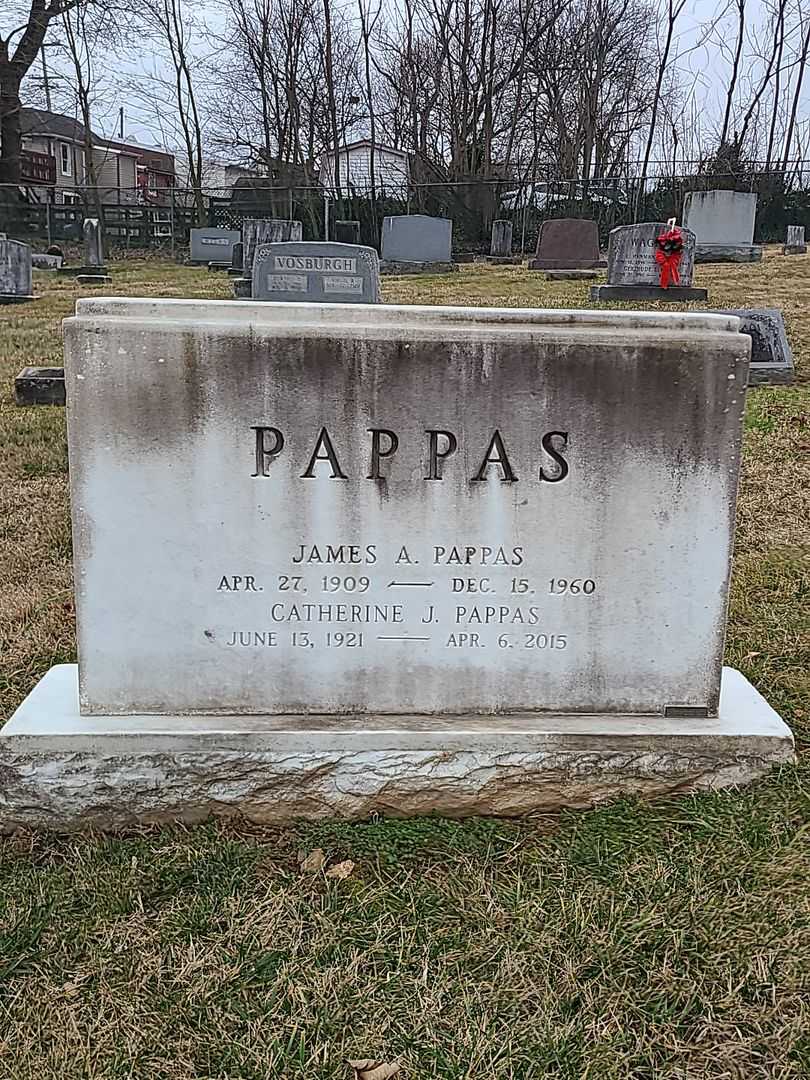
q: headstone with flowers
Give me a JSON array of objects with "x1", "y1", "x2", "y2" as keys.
[{"x1": 590, "y1": 221, "x2": 707, "y2": 303}]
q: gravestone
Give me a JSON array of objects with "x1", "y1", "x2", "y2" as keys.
[
  {"x1": 252, "y1": 242, "x2": 380, "y2": 303},
  {"x1": 189, "y1": 227, "x2": 240, "y2": 266},
  {"x1": 528, "y1": 218, "x2": 605, "y2": 270},
  {"x1": 0, "y1": 298, "x2": 793, "y2": 830},
  {"x1": 683, "y1": 190, "x2": 763, "y2": 262},
  {"x1": 783, "y1": 225, "x2": 806, "y2": 255},
  {"x1": 590, "y1": 223, "x2": 707, "y2": 302},
  {"x1": 84, "y1": 218, "x2": 105, "y2": 270},
  {"x1": 334, "y1": 220, "x2": 361, "y2": 245},
  {"x1": 15, "y1": 367, "x2": 66, "y2": 406},
  {"x1": 32, "y1": 252, "x2": 62, "y2": 270},
  {"x1": 711, "y1": 308, "x2": 795, "y2": 386},
  {"x1": 228, "y1": 241, "x2": 244, "y2": 277},
  {"x1": 0, "y1": 239, "x2": 34, "y2": 303},
  {"x1": 488, "y1": 220, "x2": 517, "y2": 263},
  {"x1": 235, "y1": 218, "x2": 303, "y2": 297},
  {"x1": 380, "y1": 214, "x2": 457, "y2": 274}
]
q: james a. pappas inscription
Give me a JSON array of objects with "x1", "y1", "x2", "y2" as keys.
[{"x1": 64, "y1": 299, "x2": 748, "y2": 717}]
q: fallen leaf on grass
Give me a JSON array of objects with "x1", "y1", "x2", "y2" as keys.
[
  {"x1": 299, "y1": 848, "x2": 326, "y2": 873},
  {"x1": 348, "y1": 1060, "x2": 401, "y2": 1080},
  {"x1": 325, "y1": 859, "x2": 355, "y2": 880}
]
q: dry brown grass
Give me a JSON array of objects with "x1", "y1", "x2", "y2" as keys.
[{"x1": 0, "y1": 252, "x2": 808, "y2": 1079}]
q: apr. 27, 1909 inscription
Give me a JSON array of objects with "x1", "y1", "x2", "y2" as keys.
[{"x1": 64, "y1": 299, "x2": 748, "y2": 717}]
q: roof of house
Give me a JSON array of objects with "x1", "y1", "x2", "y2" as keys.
[
  {"x1": 20, "y1": 107, "x2": 90, "y2": 144},
  {"x1": 328, "y1": 139, "x2": 408, "y2": 158}
]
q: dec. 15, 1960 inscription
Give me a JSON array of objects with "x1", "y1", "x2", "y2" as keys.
[{"x1": 65, "y1": 300, "x2": 747, "y2": 717}]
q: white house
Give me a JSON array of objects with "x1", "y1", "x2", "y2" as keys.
[{"x1": 320, "y1": 140, "x2": 409, "y2": 196}]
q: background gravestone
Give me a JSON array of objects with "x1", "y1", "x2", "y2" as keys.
[
  {"x1": 229, "y1": 241, "x2": 244, "y2": 276},
  {"x1": 32, "y1": 252, "x2": 62, "y2": 270},
  {"x1": 489, "y1": 220, "x2": 513, "y2": 260},
  {"x1": 190, "y1": 228, "x2": 240, "y2": 265},
  {"x1": 783, "y1": 225, "x2": 806, "y2": 255},
  {"x1": 683, "y1": 190, "x2": 763, "y2": 262},
  {"x1": 380, "y1": 214, "x2": 457, "y2": 273},
  {"x1": 84, "y1": 218, "x2": 105, "y2": 270},
  {"x1": 334, "y1": 220, "x2": 361, "y2": 245},
  {"x1": 711, "y1": 308, "x2": 795, "y2": 386},
  {"x1": 235, "y1": 219, "x2": 303, "y2": 297},
  {"x1": 0, "y1": 239, "x2": 34, "y2": 302},
  {"x1": 251, "y1": 242, "x2": 379, "y2": 303},
  {"x1": 529, "y1": 218, "x2": 605, "y2": 270},
  {"x1": 590, "y1": 223, "x2": 707, "y2": 302}
]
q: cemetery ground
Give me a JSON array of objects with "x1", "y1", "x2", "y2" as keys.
[{"x1": 0, "y1": 253, "x2": 807, "y2": 1079}]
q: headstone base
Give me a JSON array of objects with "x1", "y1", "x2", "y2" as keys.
[
  {"x1": 379, "y1": 260, "x2": 459, "y2": 275},
  {"x1": 694, "y1": 245, "x2": 763, "y2": 263},
  {"x1": 14, "y1": 366, "x2": 66, "y2": 406},
  {"x1": 590, "y1": 284, "x2": 708, "y2": 302},
  {"x1": 529, "y1": 258, "x2": 606, "y2": 270},
  {"x1": 207, "y1": 261, "x2": 231, "y2": 271},
  {"x1": 481, "y1": 255, "x2": 522, "y2": 265},
  {"x1": 76, "y1": 274, "x2": 112, "y2": 285},
  {"x1": 0, "y1": 665, "x2": 793, "y2": 832},
  {"x1": 58, "y1": 266, "x2": 109, "y2": 277},
  {"x1": 227, "y1": 267, "x2": 244, "y2": 277},
  {"x1": 0, "y1": 292, "x2": 35, "y2": 304},
  {"x1": 545, "y1": 270, "x2": 599, "y2": 281},
  {"x1": 782, "y1": 245, "x2": 807, "y2": 255}
]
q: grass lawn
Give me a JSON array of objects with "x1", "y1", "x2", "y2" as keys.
[{"x1": 0, "y1": 252, "x2": 808, "y2": 1078}]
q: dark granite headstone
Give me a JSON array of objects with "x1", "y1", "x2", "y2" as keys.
[
  {"x1": 251, "y1": 241, "x2": 380, "y2": 303},
  {"x1": 0, "y1": 239, "x2": 34, "y2": 302},
  {"x1": 529, "y1": 218, "x2": 604, "y2": 270},
  {"x1": 590, "y1": 223, "x2": 707, "y2": 302},
  {"x1": 334, "y1": 220, "x2": 361, "y2": 245},
  {"x1": 15, "y1": 367, "x2": 66, "y2": 406},
  {"x1": 235, "y1": 219, "x2": 303, "y2": 296},
  {"x1": 713, "y1": 309, "x2": 794, "y2": 386},
  {"x1": 490, "y1": 220, "x2": 513, "y2": 257}
]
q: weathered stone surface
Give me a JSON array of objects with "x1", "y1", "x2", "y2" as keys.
[
  {"x1": 229, "y1": 241, "x2": 244, "y2": 273},
  {"x1": 63, "y1": 299, "x2": 748, "y2": 717},
  {"x1": 84, "y1": 217, "x2": 105, "y2": 270},
  {"x1": 490, "y1": 220, "x2": 513, "y2": 257},
  {"x1": 783, "y1": 225, "x2": 806, "y2": 254},
  {"x1": 334, "y1": 220, "x2": 361, "y2": 245},
  {"x1": 529, "y1": 218, "x2": 604, "y2": 270},
  {"x1": 0, "y1": 666, "x2": 794, "y2": 832},
  {"x1": 710, "y1": 308, "x2": 795, "y2": 386},
  {"x1": 32, "y1": 253, "x2": 62, "y2": 270},
  {"x1": 607, "y1": 222, "x2": 696, "y2": 285},
  {"x1": 590, "y1": 284, "x2": 708, "y2": 302},
  {"x1": 252, "y1": 241, "x2": 380, "y2": 303},
  {"x1": 76, "y1": 274, "x2": 112, "y2": 285},
  {"x1": 241, "y1": 218, "x2": 302, "y2": 282},
  {"x1": 381, "y1": 214, "x2": 452, "y2": 263},
  {"x1": 0, "y1": 238, "x2": 34, "y2": 301},
  {"x1": 683, "y1": 191, "x2": 763, "y2": 262},
  {"x1": 14, "y1": 367, "x2": 66, "y2": 406},
  {"x1": 189, "y1": 228, "x2": 240, "y2": 264}
]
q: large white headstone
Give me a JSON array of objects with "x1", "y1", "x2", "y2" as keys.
[
  {"x1": 64, "y1": 299, "x2": 748, "y2": 717},
  {"x1": 683, "y1": 190, "x2": 763, "y2": 262},
  {"x1": 381, "y1": 215, "x2": 452, "y2": 264}
]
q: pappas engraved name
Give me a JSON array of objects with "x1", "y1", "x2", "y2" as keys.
[{"x1": 250, "y1": 427, "x2": 569, "y2": 483}]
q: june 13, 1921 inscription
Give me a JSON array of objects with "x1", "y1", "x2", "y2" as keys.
[{"x1": 65, "y1": 299, "x2": 747, "y2": 717}]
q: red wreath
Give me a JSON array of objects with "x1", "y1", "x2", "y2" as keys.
[{"x1": 655, "y1": 226, "x2": 683, "y2": 288}]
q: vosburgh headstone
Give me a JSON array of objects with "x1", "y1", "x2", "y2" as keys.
[
  {"x1": 0, "y1": 298, "x2": 793, "y2": 830},
  {"x1": 252, "y1": 242, "x2": 380, "y2": 303},
  {"x1": 683, "y1": 190, "x2": 763, "y2": 262},
  {"x1": 590, "y1": 223, "x2": 707, "y2": 302}
]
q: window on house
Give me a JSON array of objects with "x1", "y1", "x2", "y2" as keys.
[{"x1": 60, "y1": 143, "x2": 72, "y2": 177}]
